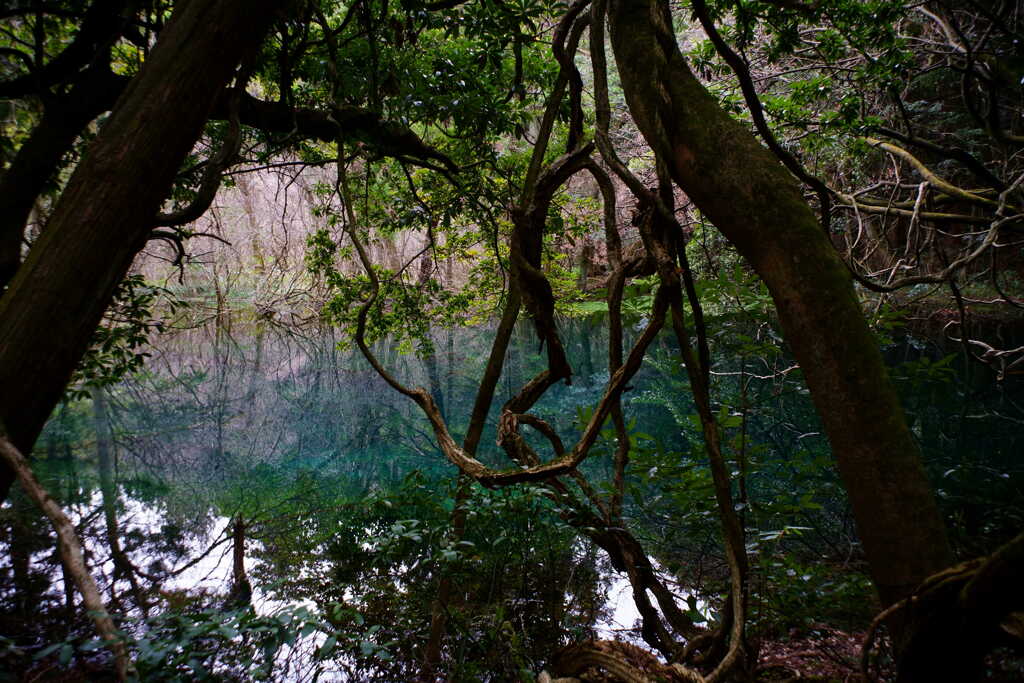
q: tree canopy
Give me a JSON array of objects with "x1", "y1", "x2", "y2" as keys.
[{"x1": 1, "y1": 0, "x2": 1023, "y2": 680}]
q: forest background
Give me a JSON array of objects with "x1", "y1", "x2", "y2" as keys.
[{"x1": 0, "y1": 0, "x2": 1023, "y2": 680}]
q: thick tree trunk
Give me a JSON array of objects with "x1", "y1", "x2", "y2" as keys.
[
  {"x1": 0, "y1": 0, "x2": 134, "y2": 288},
  {"x1": 0, "y1": 0, "x2": 282, "y2": 503},
  {"x1": 0, "y1": 68, "x2": 126, "y2": 289},
  {"x1": 605, "y1": 0, "x2": 953, "y2": 607}
]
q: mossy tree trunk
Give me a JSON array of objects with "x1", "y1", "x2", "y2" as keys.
[
  {"x1": 0, "y1": 0, "x2": 283, "y2": 502},
  {"x1": 605, "y1": 0, "x2": 953, "y2": 609}
]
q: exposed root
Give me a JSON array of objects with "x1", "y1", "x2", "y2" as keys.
[
  {"x1": 547, "y1": 640, "x2": 705, "y2": 682},
  {"x1": 862, "y1": 531, "x2": 1024, "y2": 681}
]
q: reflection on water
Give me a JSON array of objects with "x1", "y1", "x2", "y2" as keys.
[
  {"x1": 2, "y1": 318, "x2": 639, "y2": 678},
  {"x1": 1, "y1": 315, "x2": 1022, "y2": 679}
]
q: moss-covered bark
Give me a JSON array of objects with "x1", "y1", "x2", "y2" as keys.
[{"x1": 606, "y1": 0, "x2": 953, "y2": 608}]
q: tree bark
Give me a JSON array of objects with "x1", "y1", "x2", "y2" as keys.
[
  {"x1": 604, "y1": 0, "x2": 953, "y2": 608},
  {"x1": 0, "y1": 68, "x2": 125, "y2": 288},
  {"x1": 0, "y1": 0, "x2": 284, "y2": 502},
  {"x1": 227, "y1": 516, "x2": 252, "y2": 608}
]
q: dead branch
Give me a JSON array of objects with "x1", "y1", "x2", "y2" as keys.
[
  {"x1": 862, "y1": 138, "x2": 1016, "y2": 213},
  {"x1": 0, "y1": 434, "x2": 134, "y2": 680}
]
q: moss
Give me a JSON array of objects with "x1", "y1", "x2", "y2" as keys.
[{"x1": 608, "y1": 0, "x2": 953, "y2": 612}]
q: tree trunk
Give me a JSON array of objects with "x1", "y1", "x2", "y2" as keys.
[
  {"x1": 227, "y1": 516, "x2": 252, "y2": 608},
  {"x1": 0, "y1": 0, "x2": 283, "y2": 503},
  {"x1": 605, "y1": 0, "x2": 953, "y2": 608},
  {"x1": 0, "y1": 68, "x2": 126, "y2": 289}
]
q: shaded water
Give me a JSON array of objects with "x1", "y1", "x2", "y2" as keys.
[{"x1": 2, "y1": 314, "x2": 1022, "y2": 679}]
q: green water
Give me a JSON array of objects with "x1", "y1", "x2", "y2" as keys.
[{"x1": 2, "y1": 315, "x2": 1021, "y2": 679}]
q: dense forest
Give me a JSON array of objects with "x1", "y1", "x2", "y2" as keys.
[{"x1": 1, "y1": 0, "x2": 1023, "y2": 680}]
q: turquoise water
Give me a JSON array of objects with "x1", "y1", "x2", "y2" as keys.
[{"x1": 2, "y1": 315, "x2": 1021, "y2": 678}]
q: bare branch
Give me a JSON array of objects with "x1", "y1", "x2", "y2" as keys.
[{"x1": 0, "y1": 434, "x2": 134, "y2": 680}]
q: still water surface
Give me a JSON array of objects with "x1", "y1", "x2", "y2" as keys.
[{"x1": 2, "y1": 315, "x2": 1021, "y2": 678}]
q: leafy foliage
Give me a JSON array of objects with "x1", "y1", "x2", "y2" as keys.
[
  {"x1": 308, "y1": 228, "x2": 473, "y2": 356},
  {"x1": 67, "y1": 276, "x2": 186, "y2": 400}
]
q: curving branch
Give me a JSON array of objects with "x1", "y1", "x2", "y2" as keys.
[
  {"x1": 944, "y1": 321, "x2": 1024, "y2": 380},
  {"x1": 509, "y1": 3, "x2": 592, "y2": 382},
  {"x1": 0, "y1": 434, "x2": 134, "y2": 680},
  {"x1": 636, "y1": 184, "x2": 749, "y2": 683},
  {"x1": 0, "y1": 64, "x2": 126, "y2": 288},
  {"x1": 511, "y1": 144, "x2": 594, "y2": 382},
  {"x1": 862, "y1": 137, "x2": 1018, "y2": 213},
  {"x1": 844, "y1": 172, "x2": 1024, "y2": 291},
  {"x1": 582, "y1": 158, "x2": 633, "y2": 521},
  {"x1": 862, "y1": 530, "x2": 1024, "y2": 681},
  {"x1": 589, "y1": 0, "x2": 655, "y2": 204},
  {"x1": 835, "y1": 194, "x2": 993, "y2": 225},
  {"x1": 521, "y1": 0, "x2": 591, "y2": 196},
  {"x1": 872, "y1": 126, "x2": 1005, "y2": 192},
  {"x1": 342, "y1": 165, "x2": 670, "y2": 487},
  {"x1": 551, "y1": 0, "x2": 590, "y2": 150},
  {"x1": 0, "y1": 0, "x2": 131, "y2": 99},
  {"x1": 155, "y1": 80, "x2": 246, "y2": 227}
]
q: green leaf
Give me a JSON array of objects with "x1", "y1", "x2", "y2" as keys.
[{"x1": 318, "y1": 635, "x2": 338, "y2": 658}]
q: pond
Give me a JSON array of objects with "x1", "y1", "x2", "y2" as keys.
[{"x1": 1, "y1": 314, "x2": 1021, "y2": 680}]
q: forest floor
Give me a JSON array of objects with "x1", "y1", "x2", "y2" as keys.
[{"x1": 755, "y1": 626, "x2": 875, "y2": 681}]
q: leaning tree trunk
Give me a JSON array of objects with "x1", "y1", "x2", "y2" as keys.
[
  {"x1": 0, "y1": 0, "x2": 283, "y2": 503},
  {"x1": 605, "y1": 0, "x2": 953, "y2": 610},
  {"x1": 0, "y1": 67, "x2": 126, "y2": 289}
]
